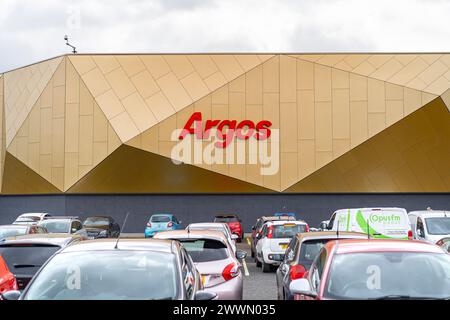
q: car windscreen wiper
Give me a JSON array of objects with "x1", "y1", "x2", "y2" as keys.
[
  {"x1": 149, "y1": 296, "x2": 173, "y2": 300},
  {"x1": 372, "y1": 295, "x2": 437, "y2": 300},
  {"x1": 13, "y1": 264, "x2": 42, "y2": 268}
]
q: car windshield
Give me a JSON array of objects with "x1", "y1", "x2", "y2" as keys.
[
  {"x1": 298, "y1": 239, "x2": 329, "y2": 263},
  {"x1": 215, "y1": 216, "x2": 238, "y2": 222},
  {"x1": 23, "y1": 251, "x2": 178, "y2": 300},
  {"x1": 0, "y1": 226, "x2": 28, "y2": 239},
  {"x1": 151, "y1": 215, "x2": 171, "y2": 223},
  {"x1": 39, "y1": 220, "x2": 70, "y2": 233},
  {"x1": 179, "y1": 239, "x2": 229, "y2": 262},
  {"x1": 83, "y1": 217, "x2": 110, "y2": 227},
  {"x1": 425, "y1": 217, "x2": 450, "y2": 235},
  {"x1": 325, "y1": 252, "x2": 450, "y2": 299},
  {"x1": 17, "y1": 216, "x2": 40, "y2": 222},
  {"x1": 273, "y1": 224, "x2": 306, "y2": 239},
  {"x1": 0, "y1": 245, "x2": 61, "y2": 276}
]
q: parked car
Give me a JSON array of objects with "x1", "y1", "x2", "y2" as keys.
[
  {"x1": 154, "y1": 230, "x2": 246, "y2": 300},
  {"x1": 38, "y1": 216, "x2": 88, "y2": 239},
  {"x1": 408, "y1": 209, "x2": 450, "y2": 244},
  {"x1": 144, "y1": 214, "x2": 182, "y2": 238},
  {"x1": 251, "y1": 215, "x2": 296, "y2": 258},
  {"x1": 1, "y1": 239, "x2": 216, "y2": 300},
  {"x1": 0, "y1": 224, "x2": 48, "y2": 241},
  {"x1": 13, "y1": 213, "x2": 52, "y2": 225},
  {"x1": 0, "y1": 234, "x2": 83, "y2": 291},
  {"x1": 255, "y1": 220, "x2": 308, "y2": 272},
  {"x1": 0, "y1": 255, "x2": 18, "y2": 296},
  {"x1": 214, "y1": 214, "x2": 243, "y2": 242},
  {"x1": 436, "y1": 237, "x2": 450, "y2": 253},
  {"x1": 289, "y1": 239, "x2": 450, "y2": 300},
  {"x1": 82, "y1": 216, "x2": 121, "y2": 239},
  {"x1": 274, "y1": 212, "x2": 297, "y2": 219},
  {"x1": 276, "y1": 231, "x2": 367, "y2": 300},
  {"x1": 328, "y1": 207, "x2": 412, "y2": 240},
  {"x1": 187, "y1": 222, "x2": 238, "y2": 253}
]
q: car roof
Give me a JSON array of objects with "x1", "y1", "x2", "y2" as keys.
[
  {"x1": 215, "y1": 214, "x2": 238, "y2": 217},
  {"x1": 188, "y1": 222, "x2": 226, "y2": 228},
  {"x1": 84, "y1": 215, "x2": 113, "y2": 219},
  {"x1": 17, "y1": 213, "x2": 50, "y2": 218},
  {"x1": 40, "y1": 216, "x2": 79, "y2": 221},
  {"x1": 267, "y1": 220, "x2": 307, "y2": 226},
  {"x1": 409, "y1": 210, "x2": 450, "y2": 218},
  {"x1": 0, "y1": 224, "x2": 28, "y2": 229},
  {"x1": 260, "y1": 216, "x2": 296, "y2": 221},
  {"x1": 296, "y1": 231, "x2": 368, "y2": 241},
  {"x1": 326, "y1": 239, "x2": 445, "y2": 254},
  {"x1": 154, "y1": 230, "x2": 228, "y2": 242},
  {"x1": 151, "y1": 213, "x2": 173, "y2": 217},
  {"x1": 0, "y1": 233, "x2": 82, "y2": 246},
  {"x1": 334, "y1": 207, "x2": 407, "y2": 214},
  {"x1": 60, "y1": 238, "x2": 177, "y2": 253}
]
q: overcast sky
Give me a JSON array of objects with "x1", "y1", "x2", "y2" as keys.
[{"x1": 1, "y1": 0, "x2": 450, "y2": 72}]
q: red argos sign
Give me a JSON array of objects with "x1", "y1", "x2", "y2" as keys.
[{"x1": 178, "y1": 112, "x2": 272, "y2": 148}]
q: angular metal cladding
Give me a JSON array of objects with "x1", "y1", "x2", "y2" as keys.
[{"x1": 2, "y1": 54, "x2": 450, "y2": 194}]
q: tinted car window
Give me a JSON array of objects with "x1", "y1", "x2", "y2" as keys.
[
  {"x1": 425, "y1": 217, "x2": 450, "y2": 235},
  {"x1": 298, "y1": 239, "x2": 329, "y2": 263},
  {"x1": 83, "y1": 217, "x2": 111, "y2": 227},
  {"x1": 179, "y1": 239, "x2": 229, "y2": 262},
  {"x1": 215, "y1": 216, "x2": 239, "y2": 222},
  {"x1": 23, "y1": 251, "x2": 179, "y2": 300},
  {"x1": 272, "y1": 224, "x2": 306, "y2": 239},
  {"x1": 39, "y1": 220, "x2": 71, "y2": 233},
  {"x1": 151, "y1": 216, "x2": 171, "y2": 223},
  {"x1": 0, "y1": 245, "x2": 61, "y2": 276},
  {"x1": 0, "y1": 226, "x2": 28, "y2": 239}
]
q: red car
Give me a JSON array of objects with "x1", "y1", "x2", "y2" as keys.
[
  {"x1": 0, "y1": 255, "x2": 18, "y2": 297},
  {"x1": 290, "y1": 239, "x2": 450, "y2": 300},
  {"x1": 214, "y1": 214, "x2": 243, "y2": 243}
]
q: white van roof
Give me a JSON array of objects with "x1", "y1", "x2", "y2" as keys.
[
  {"x1": 334, "y1": 207, "x2": 408, "y2": 214},
  {"x1": 409, "y1": 210, "x2": 450, "y2": 218}
]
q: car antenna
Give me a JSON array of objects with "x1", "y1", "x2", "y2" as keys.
[
  {"x1": 114, "y1": 212, "x2": 130, "y2": 250},
  {"x1": 367, "y1": 219, "x2": 370, "y2": 240},
  {"x1": 336, "y1": 219, "x2": 340, "y2": 239}
]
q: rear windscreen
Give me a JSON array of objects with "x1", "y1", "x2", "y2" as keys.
[
  {"x1": 273, "y1": 224, "x2": 306, "y2": 238},
  {"x1": 298, "y1": 239, "x2": 329, "y2": 263},
  {"x1": 179, "y1": 239, "x2": 229, "y2": 262},
  {"x1": 0, "y1": 245, "x2": 61, "y2": 276},
  {"x1": 151, "y1": 216, "x2": 171, "y2": 223},
  {"x1": 0, "y1": 227, "x2": 28, "y2": 239},
  {"x1": 215, "y1": 216, "x2": 238, "y2": 222}
]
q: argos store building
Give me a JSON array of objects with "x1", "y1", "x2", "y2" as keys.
[{"x1": 0, "y1": 53, "x2": 449, "y2": 231}]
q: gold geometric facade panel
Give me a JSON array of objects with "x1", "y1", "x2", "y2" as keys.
[
  {"x1": 67, "y1": 145, "x2": 271, "y2": 193},
  {"x1": 68, "y1": 54, "x2": 274, "y2": 143},
  {"x1": 64, "y1": 59, "x2": 122, "y2": 191},
  {"x1": 126, "y1": 55, "x2": 282, "y2": 191},
  {"x1": 289, "y1": 54, "x2": 450, "y2": 95},
  {"x1": 279, "y1": 55, "x2": 437, "y2": 191},
  {"x1": 7, "y1": 60, "x2": 66, "y2": 191},
  {"x1": 285, "y1": 97, "x2": 450, "y2": 192},
  {"x1": 0, "y1": 75, "x2": 5, "y2": 192},
  {"x1": 440, "y1": 88, "x2": 450, "y2": 112},
  {"x1": 3, "y1": 57, "x2": 63, "y2": 147},
  {"x1": 2, "y1": 152, "x2": 61, "y2": 194}
]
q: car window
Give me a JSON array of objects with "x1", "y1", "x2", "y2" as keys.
[
  {"x1": 180, "y1": 249, "x2": 195, "y2": 299},
  {"x1": 310, "y1": 248, "x2": 327, "y2": 291},
  {"x1": 328, "y1": 213, "x2": 336, "y2": 230},
  {"x1": 178, "y1": 239, "x2": 229, "y2": 262},
  {"x1": 272, "y1": 224, "x2": 306, "y2": 239},
  {"x1": 285, "y1": 237, "x2": 298, "y2": 262},
  {"x1": 417, "y1": 218, "x2": 425, "y2": 236},
  {"x1": 215, "y1": 216, "x2": 239, "y2": 222},
  {"x1": 72, "y1": 221, "x2": 82, "y2": 231},
  {"x1": 83, "y1": 217, "x2": 111, "y2": 227},
  {"x1": 39, "y1": 220, "x2": 70, "y2": 233},
  {"x1": 298, "y1": 239, "x2": 330, "y2": 263},
  {"x1": 425, "y1": 217, "x2": 450, "y2": 235},
  {"x1": 0, "y1": 227, "x2": 28, "y2": 239},
  {"x1": 151, "y1": 216, "x2": 171, "y2": 223}
]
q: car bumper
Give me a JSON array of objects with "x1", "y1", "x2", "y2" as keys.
[
  {"x1": 204, "y1": 274, "x2": 243, "y2": 300},
  {"x1": 262, "y1": 251, "x2": 285, "y2": 265},
  {"x1": 145, "y1": 227, "x2": 175, "y2": 237}
]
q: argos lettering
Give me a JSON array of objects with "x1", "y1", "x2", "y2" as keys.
[{"x1": 178, "y1": 112, "x2": 272, "y2": 148}]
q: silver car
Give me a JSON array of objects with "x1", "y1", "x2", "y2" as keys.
[
  {"x1": 186, "y1": 222, "x2": 238, "y2": 253},
  {"x1": 154, "y1": 230, "x2": 246, "y2": 300}
]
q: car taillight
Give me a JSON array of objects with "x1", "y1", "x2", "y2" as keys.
[
  {"x1": 267, "y1": 225, "x2": 273, "y2": 239},
  {"x1": 408, "y1": 230, "x2": 413, "y2": 240},
  {"x1": 305, "y1": 224, "x2": 310, "y2": 232},
  {"x1": 222, "y1": 263, "x2": 240, "y2": 281},
  {"x1": 167, "y1": 222, "x2": 173, "y2": 228},
  {"x1": 290, "y1": 264, "x2": 307, "y2": 280},
  {"x1": 146, "y1": 222, "x2": 152, "y2": 227},
  {"x1": 10, "y1": 277, "x2": 18, "y2": 291}
]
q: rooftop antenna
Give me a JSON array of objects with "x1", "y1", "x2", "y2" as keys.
[
  {"x1": 114, "y1": 212, "x2": 130, "y2": 249},
  {"x1": 64, "y1": 35, "x2": 77, "y2": 54},
  {"x1": 336, "y1": 219, "x2": 340, "y2": 239},
  {"x1": 367, "y1": 219, "x2": 371, "y2": 240}
]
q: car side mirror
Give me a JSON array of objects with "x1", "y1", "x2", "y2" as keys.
[
  {"x1": 1, "y1": 290, "x2": 21, "y2": 300},
  {"x1": 417, "y1": 229, "x2": 424, "y2": 238},
  {"x1": 236, "y1": 250, "x2": 247, "y2": 260},
  {"x1": 194, "y1": 290, "x2": 217, "y2": 300},
  {"x1": 231, "y1": 234, "x2": 239, "y2": 240},
  {"x1": 289, "y1": 278, "x2": 316, "y2": 298}
]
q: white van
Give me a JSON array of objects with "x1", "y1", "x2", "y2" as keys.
[
  {"x1": 328, "y1": 207, "x2": 412, "y2": 240},
  {"x1": 408, "y1": 210, "x2": 450, "y2": 244}
]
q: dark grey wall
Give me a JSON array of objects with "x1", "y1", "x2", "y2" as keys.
[{"x1": 1, "y1": 193, "x2": 449, "y2": 233}]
